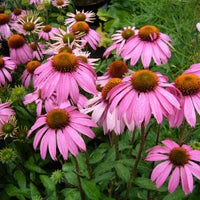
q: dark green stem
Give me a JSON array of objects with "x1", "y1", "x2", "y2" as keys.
[
  {"x1": 185, "y1": 127, "x2": 194, "y2": 144},
  {"x1": 84, "y1": 151, "x2": 92, "y2": 179},
  {"x1": 128, "y1": 127, "x2": 137, "y2": 159},
  {"x1": 178, "y1": 119, "x2": 188, "y2": 145},
  {"x1": 14, "y1": 0, "x2": 20, "y2": 8},
  {"x1": 147, "y1": 124, "x2": 161, "y2": 200},
  {"x1": 124, "y1": 122, "x2": 146, "y2": 200},
  {"x1": 73, "y1": 156, "x2": 84, "y2": 200},
  {"x1": 30, "y1": 33, "x2": 43, "y2": 61},
  {"x1": 114, "y1": 134, "x2": 119, "y2": 200}
]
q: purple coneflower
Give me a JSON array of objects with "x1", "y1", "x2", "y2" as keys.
[
  {"x1": 38, "y1": 25, "x2": 59, "y2": 41},
  {"x1": 8, "y1": 34, "x2": 33, "y2": 64},
  {"x1": 108, "y1": 69, "x2": 180, "y2": 128},
  {"x1": 145, "y1": 139, "x2": 200, "y2": 195},
  {"x1": 0, "y1": 13, "x2": 13, "y2": 39},
  {"x1": 34, "y1": 52, "x2": 97, "y2": 104},
  {"x1": 65, "y1": 10, "x2": 95, "y2": 27},
  {"x1": 72, "y1": 21, "x2": 101, "y2": 50},
  {"x1": 121, "y1": 25, "x2": 174, "y2": 68},
  {"x1": 27, "y1": 105, "x2": 97, "y2": 160},
  {"x1": 103, "y1": 26, "x2": 136, "y2": 58},
  {"x1": 21, "y1": 60, "x2": 41, "y2": 88},
  {"x1": 168, "y1": 64, "x2": 200, "y2": 127}
]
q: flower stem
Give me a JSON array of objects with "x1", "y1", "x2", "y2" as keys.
[
  {"x1": 128, "y1": 127, "x2": 137, "y2": 159},
  {"x1": 14, "y1": 0, "x2": 20, "y2": 8},
  {"x1": 178, "y1": 119, "x2": 188, "y2": 145},
  {"x1": 124, "y1": 122, "x2": 146, "y2": 200},
  {"x1": 72, "y1": 156, "x2": 84, "y2": 200},
  {"x1": 147, "y1": 124, "x2": 161, "y2": 200},
  {"x1": 30, "y1": 33, "x2": 43, "y2": 61},
  {"x1": 114, "y1": 134, "x2": 119, "y2": 200},
  {"x1": 185, "y1": 127, "x2": 194, "y2": 144},
  {"x1": 84, "y1": 151, "x2": 92, "y2": 179}
]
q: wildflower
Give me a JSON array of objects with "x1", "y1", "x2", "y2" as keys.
[
  {"x1": 13, "y1": 16, "x2": 43, "y2": 35},
  {"x1": 8, "y1": 34, "x2": 33, "y2": 64},
  {"x1": 108, "y1": 69, "x2": 180, "y2": 128},
  {"x1": 96, "y1": 60, "x2": 133, "y2": 87},
  {"x1": 0, "y1": 13, "x2": 13, "y2": 39},
  {"x1": 0, "y1": 102, "x2": 15, "y2": 126},
  {"x1": 168, "y1": 65, "x2": 200, "y2": 127},
  {"x1": 83, "y1": 78, "x2": 135, "y2": 134},
  {"x1": 11, "y1": 8, "x2": 26, "y2": 20},
  {"x1": 34, "y1": 52, "x2": 97, "y2": 104},
  {"x1": 50, "y1": 28, "x2": 81, "y2": 51},
  {"x1": 27, "y1": 105, "x2": 97, "y2": 160},
  {"x1": 52, "y1": 0, "x2": 69, "y2": 8},
  {"x1": 65, "y1": 10, "x2": 96, "y2": 27},
  {"x1": 0, "y1": 57, "x2": 17, "y2": 86},
  {"x1": 122, "y1": 25, "x2": 174, "y2": 68},
  {"x1": 72, "y1": 21, "x2": 101, "y2": 50},
  {"x1": 145, "y1": 139, "x2": 200, "y2": 194},
  {"x1": 38, "y1": 25, "x2": 59, "y2": 41},
  {"x1": 103, "y1": 26, "x2": 136, "y2": 58},
  {"x1": 21, "y1": 60, "x2": 41, "y2": 88},
  {"x1": 73, "y1": 48, "x2": 99, "y2": 68}
]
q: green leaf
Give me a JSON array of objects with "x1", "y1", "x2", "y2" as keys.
[
  {"x1": 39, "y1": 175, "x2": 56, "y2": 191},
  {"x1": 89, "y1": 149, "x2": 106, "y2": 164},
  {"x1": 24, "y1": 161, "x2": 46, "y2": 174},
  {"x1": 115, "y1": 163, "x2": 130, "y2": 182},
  {"x1": 81, "y1": 179, "x2": 101, "y2": 200},
  {"x1": 5, "y1": 184, "x2": 20, "y2": 196},
  {"x1": 94, "y1": 161, "x2": 115, "y2": 176},
  {"x1": 163, "y1": 188, "x2": 185, "y2": 200},
  {"x1": 14, "y1": 170, "x2": 26, "y2": 190},
  {"x1": 61, "y1": 188, "x2": 80, "y2": 200},
  {"x1": 134, "y1": 177, "x2": 168, "y2": 192}
]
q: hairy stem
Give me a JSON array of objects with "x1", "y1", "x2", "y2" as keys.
[
  {"x1": 73, "y1": 156, "x2": 84, "y2": 200},
  {"x1": 124, "y1": 122, "x2": 146, "y2": 200},
  {"x1": 178, "y1": 119, "x2": 188, "y2": 145}
]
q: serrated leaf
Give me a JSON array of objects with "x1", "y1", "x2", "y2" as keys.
[
  {"x1": 94, "y1": 171, "x2": 115, "y2": 183},
  {"x1": 81, "y1": 179, "x2": 101, "y2": 200},
  {"x1": 5, "y1": 184, "x2": 20, "y2": 196},
  {"x1": 30, "y1": 183, "x2": 41, "y2": 199},
  {"x1": 115, "y1": 163, "x2": 130, "y2": 182},
  {"x1": 134, "y1": 177, "x2": 168, "y2": 192},
  {"x1": 39, "y1": 175, "x2": 56, "y2": 191},
  {"x1": 89, "y1": 151, "x2": 105, "y2": 164},
  {"x1": 14, "y1": 170, "x2": 26, "y2": 190},
  {"x1": 94, "y1": 161, "x2": 115, "y2": 176}
]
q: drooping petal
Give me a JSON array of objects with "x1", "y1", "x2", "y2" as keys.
[
  {"x1": 156, "y1": 163, "x2": 172, "y2": 188},
  {"x1": 168, "y1": 167, "x2": 180, "y2": 193}
]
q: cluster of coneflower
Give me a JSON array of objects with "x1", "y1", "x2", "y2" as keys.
[{"x1": 0, "y1": 0, "x2": 200, "y2": 198}]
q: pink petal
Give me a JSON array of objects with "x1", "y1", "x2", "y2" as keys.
[
  {"x1": 156, "y1": 163, "x2": 172, "y2": 188},
  {"x1": 168, "y1": 167, "x2": 180, "y2": 193},
  {"x1": 184, "y1": 96, "x2": 196, "y2": 127},
  {"x1": 57, "y1": 129, "x2": 68, "y2": 160},
  {"x1": 181, "y1": 166, "x2": 190, "y2": 195},
  {"x1": 48, "y1": 129, "x2": 57, "y2": 161},
  {"x1": 33, "y1": 126, "x2": 48, "y2": 150},
  {"x1": 151, "y1": 161, "x2": 170, "y2": 181}
]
